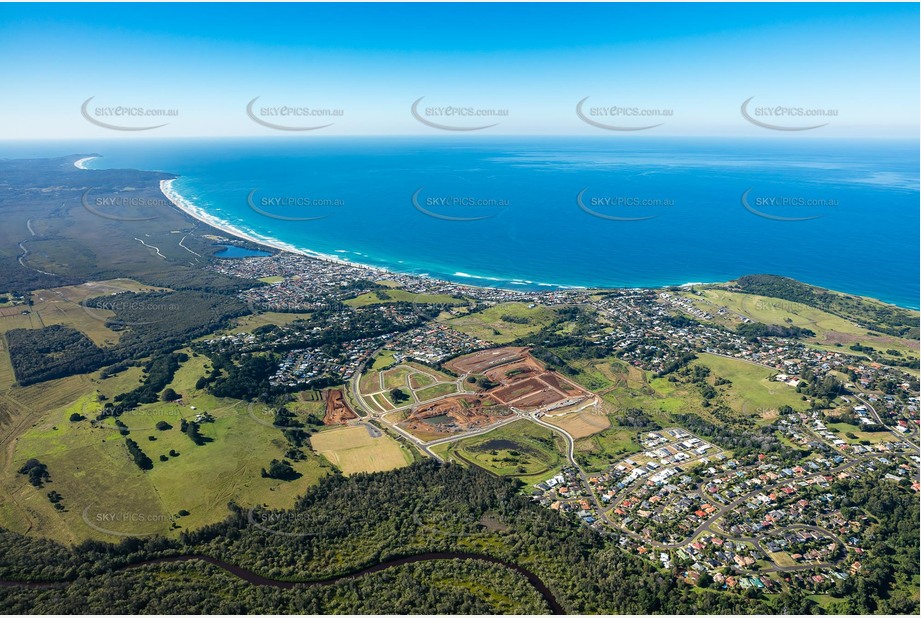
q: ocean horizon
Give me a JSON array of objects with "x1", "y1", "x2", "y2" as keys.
[{"x1": 3, "y1": 137, "x2": 919, "y2": 309}]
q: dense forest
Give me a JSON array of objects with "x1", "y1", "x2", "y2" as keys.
[
  {"x1": 2, "y1": 460, "x2": 913, "y2": 614},
  {"x1": 5, "y1": 325, "x2": 109, "y2": 385},
  {"x1": 5, "y1": 291, "x2": 247, "y2": 386}
]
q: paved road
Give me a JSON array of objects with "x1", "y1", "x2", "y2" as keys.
[{"x1": 614, "y1": 456, "x2": 864, "y2": 552}]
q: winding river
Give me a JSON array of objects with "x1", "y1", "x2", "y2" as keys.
[{"x1": 0, "y1": 551, "x2": 565, "y2": 614}]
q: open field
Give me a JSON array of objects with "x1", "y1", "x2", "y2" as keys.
[
  {"x1": 225, "y1": 311, "x2": 312, "y2": 334},
  {"x1": 434, "y1": 419, "x2": 565, "y2": 480},
  {"x1": 444, "y1": 303, "x2": 557, "y2": 344},
  {"x1": 0, "y1": 338, "x2": 16, "y2": 392},
  {"x1": 767, "y1": 551, "x2": 798, "y2": 568},
  {"x1": 344, "y1": 289, "x2": 463, "y2": 308},
  {"x1": 694, "y1": 353, "x2": 809, "y2": 417},
  {"x1": 676, "y1": 289, "x2": 919, "y2": 361},
  {"x1": 544, "y1": 408, "x2": 610, "y2": 439},
  {"x1": 574, "y1": 426, "x2": 641, "y2": 472},
  {"x1": 0, "y1": 351, "x2": 330, "y2": 543},
  {"x1": 310, "y1": 424, "x2": 411, "y2": 475},
  {"x1": 381, "y1": 365, "x2": 414, "y2": 391},
  {"x1": 409, "y1": 371, "x2": 435, "y2": 389},
  {"x1": 415, "y1": 382, "x2": 458, "y2": 401},
  {"x1": 0, "y1": 279, "x2": 162, "y2": 348},
  {"x1": 826, "y1": 421, "x2": 900, "y2": 445}
]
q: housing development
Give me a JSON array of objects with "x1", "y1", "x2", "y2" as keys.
[{"x1": 200, "y1": 251, "x2": 920, "y2": 596}]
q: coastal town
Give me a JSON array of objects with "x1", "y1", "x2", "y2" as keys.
[{"x1": 201, "y1": 248, "x2": 920, "y2": 596}]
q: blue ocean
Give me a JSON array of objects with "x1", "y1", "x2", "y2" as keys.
[{"x1": 3, "y1": 137, "x2": 919, "y2": 308}]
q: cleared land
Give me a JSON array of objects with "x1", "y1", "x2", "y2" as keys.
[
  {"x1": 1, "y1": 351, "x2": 329, "y2": 543},
  {"x1": 400, "y1": 347, "x2": 592, "y2": 440},
  {"x1": 675, "y1": 289, "x2": 919, "y2": 361},
  {"x1": 544, "y1": 408, "x2": 611, "y2": 439},
  {"x1": 344, "y1": 290, "x2": 463, "y2": 308},
  {"x1": 0, "y1": 279, "x2": 161, "y2": 348},
  {"x1": 444, "y1": 303, "x2": 557, "y2": 344},
  {"x1": 399, "y1": 393, "x2": 512, "y2": 440},
  {"x1": 695, "y1": 353, "x2": 808, "y2": 418},
  {"x1": 433, "y1": 420, "x2": 565, "y2": 481},
  {"x1": 574, "y1": 426, "x2": 642, "y2": 472},
  {"x1": 323, "y1": 388, "x2": 358, "y2": 425},
  {"x1": 310, "y1": 425, "x2": 411, "y2": 475}
]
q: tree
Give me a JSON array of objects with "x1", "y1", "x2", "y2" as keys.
[
  {"x1": 160, "y1": 388, "x2": 181, "y2": 402},
  {"x1": 261, "y1": 459, "x2": 300, "y2": 481}
]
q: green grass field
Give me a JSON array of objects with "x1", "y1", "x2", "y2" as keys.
[
  {"x1": 574, "y1": 426, "x2": 641, "y2": 472},
  {"x1": 381, "y1": 366, "x2": 413, "y2": 391},
  {"x1": 826, "y1": 421, "x2": 898, "y2": 445},
  {"x1": 444, "y1": 302, "x2": 557, "y2": 344},
  {"x1": 1, "y1": 351, "x2": 330, "y2": 542},
  {"x1": 345, "y1": 290, "x2": 464, "y2": 308},
  {"x1": 12, "y1": 279, "x2": 163, "y2": 348},
  {"x1": 434, "y1": 420, "x2": 565, "y2": 481},
  {"x1": 694, "y1": 353, "x2": 809, "y2": 418},
  {"x1": 366, "y1": 349, "x2": 397, "y2": 372},
  {"x1": 225, "y1": 311, "x2": 312, "y2": 334},
  {"x1": 415, "y1": 382, "x2": 458, "y2": 401},
  {"x1": 677, "y1": 289, "x2": 919, "y2": 361},
  {"x1": 409, "y1": 371, "x2": 435, "y2": 389}
]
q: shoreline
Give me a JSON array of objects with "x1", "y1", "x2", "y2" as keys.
[
  {"x1": 158, "y1": 179, "x2": 720, "y2": 295},
  {"x1": 155, "y1": 178, "x2": 918, "y2": 309},
  {"x1": 159, "y1": 179, "x2": 392, "y2": 277},
  {"x1": 73, "y1": 156, "x2": 97, "y2": 170}
]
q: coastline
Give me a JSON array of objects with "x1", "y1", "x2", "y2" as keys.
[
  {"x1": 155, "y1": 179, "x2": 918, "y2": 309},
  {"x1": 158, "y1": 178, "x2": 702, "y2": 294},
  {"x1": 73, "y1": 156, "x2": 97, "y2": 170},
  {"x1": 159, "y1": 179, "x2": 392, "y2": 277}
]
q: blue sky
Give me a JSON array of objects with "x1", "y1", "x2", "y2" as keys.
[{"x1": 0, "y1": 2, "x2": 917, "y2": 138}]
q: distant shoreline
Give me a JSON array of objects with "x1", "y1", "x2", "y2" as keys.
[
  {"x1": 72, "y1": 154, "x2": 917, "y2": 310},
  {"x1": 73, "y1": 156, "x2": 97, "y2": 170},
  {"x1": 157, "y1": 179, "x2": 603, "y2": 293},
  {"x1": 156, "y1": 178, "x2": 717, "y2": 295}
]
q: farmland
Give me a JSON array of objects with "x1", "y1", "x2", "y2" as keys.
[{"x1": 310, "y1": 424, "x2": 412, "y2": 475}]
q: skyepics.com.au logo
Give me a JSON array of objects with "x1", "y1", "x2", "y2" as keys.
[
  {"x1": 247, "y1": 507, "x2": 320, "y2": 538},
  {"x1": 82, "y1": 188, "x2": 170, "y2": 222},
  {"x1": 411, "y1": 97, "x2": 508, "y2": 131},
  {"x1": 81, "y1": 97, "x2": 178, "y2": 131},
  {"x1": 247, "y1": 189, "x2": 345, "y2": 221},
  {"x1": 82, "y1": 505, "x2": 172, "y2": 537},
  {"x1": 412, "y1": 188, "x2": 510, "y2": 222},
  {"x1": 752, "y1": 298, "x2": 800, "y2": 313},
  {"x1": 740, "y1": 97, "x2": 837, "y2": 131},
  {"x1": 741, "y1": 188, "x2": 839, "y2": 222},
  {"x1": 81, "y1": 294, "x2": 179, "y2": 327},
  {"x1": 577, "y1": 189, "x2": 674, "y2": 221},
  {"x1": 246, "y1": 97, "x2": 344, "y2": 131},
  {"x1": 576, "y1": 97, "x2": 673, "y2": 131},
  {"x1": 92, "y1": 404, "x2": 185, "y2": 432}
]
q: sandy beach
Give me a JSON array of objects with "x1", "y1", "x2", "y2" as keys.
[
  {"x1": 156, "y1": 179, "x2": 702, "y2": 294},
  {"x1": 73, "y1": 156, "x2": 98, "y2": 170},
  {"x1": 158, "y1": 179, "x2": 390, "y2": 276}
]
